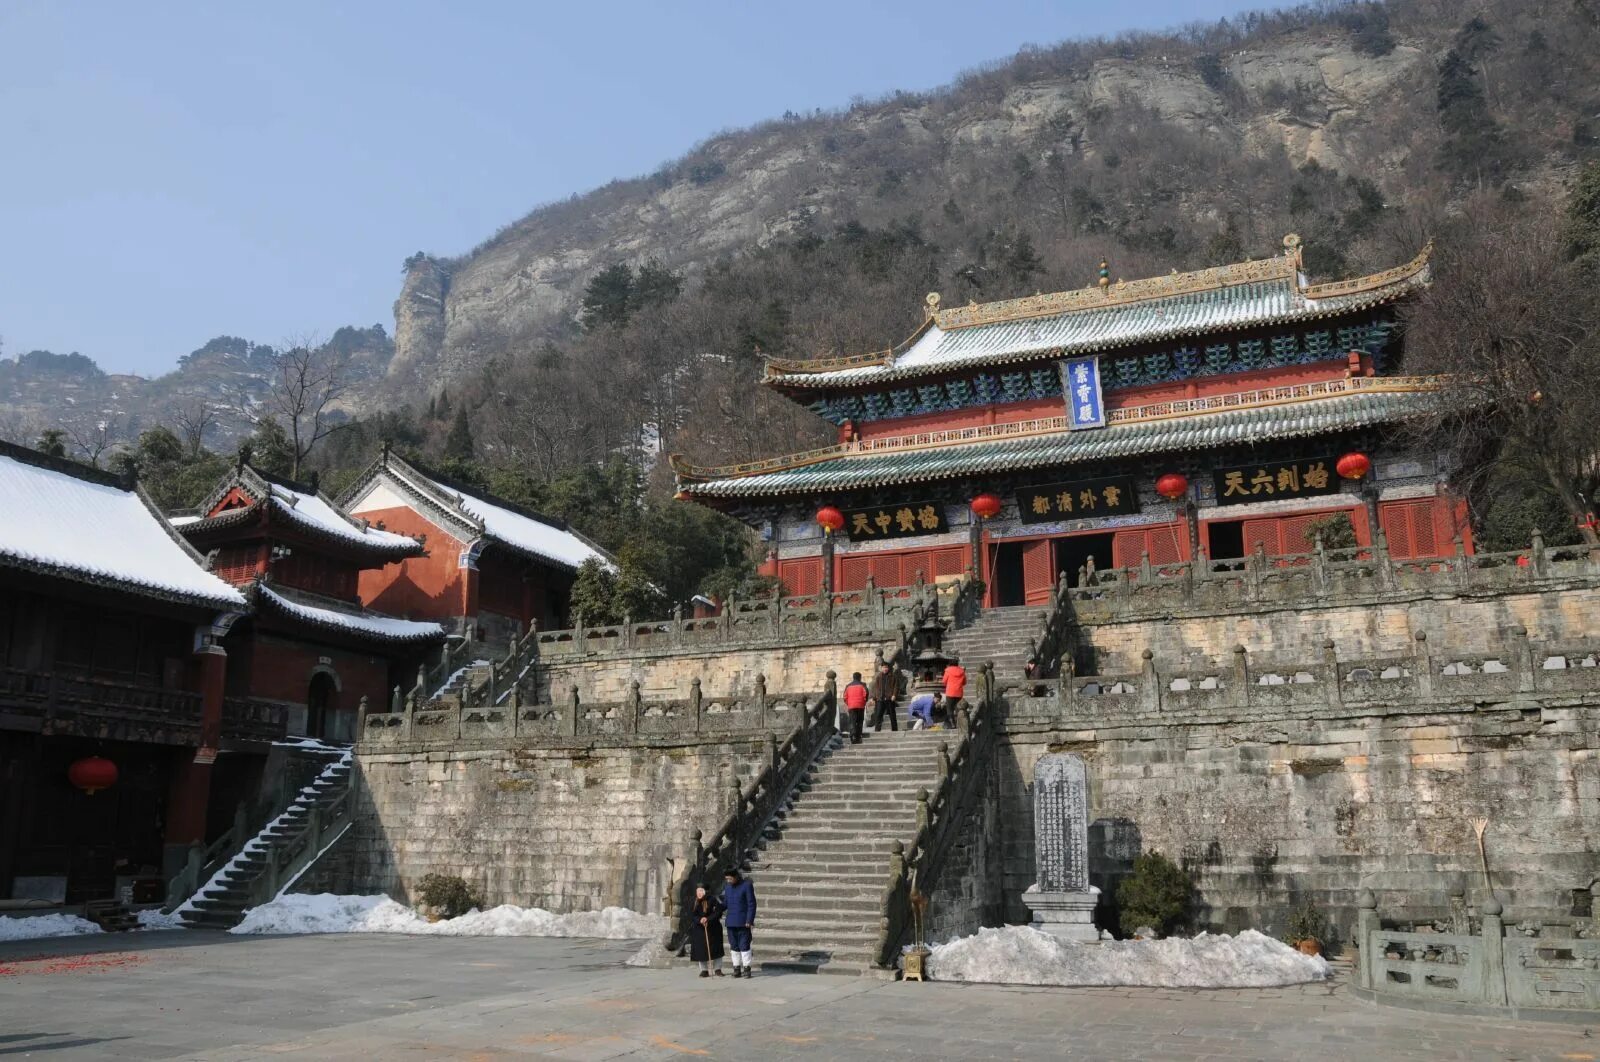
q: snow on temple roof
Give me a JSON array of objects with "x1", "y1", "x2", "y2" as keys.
[
  {"x1": 763, "y1": 244, "x2": 1432, "y2": 390},
  {"x1": 180, "y1": 464, "x2": 423, "y2": 560},
  {"x1": 257, "y1": 585, "x2": 444, "y2": 643},
  {"x1": 0, "y1": 444, "x2": 245, "y2": 609},
  {"x1": 676, "y1": 380, "x2": 1451, "y2": 500},
  {"x1": 342, "y1": 451, "x2": 616, "y2": 573},
  {"x1": 264, "y1": 483, "x2": 421, "y2": 554}
]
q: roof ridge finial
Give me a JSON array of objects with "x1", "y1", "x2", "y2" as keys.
[
  {"x1": 1098, "y1": 259, "x2": 1110, "y2": 292},
  {"x1": 924, "y1": 291, "x2": 941, "y2": 319}
]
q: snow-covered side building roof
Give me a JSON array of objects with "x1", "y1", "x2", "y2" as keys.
[
  {"x1": 0, "y1": 441, "x2": 246, "y2": 611},
  {"x1": 177, "y1": 463, "x2": 424, "y2": 562},
  {"x1": 254, "y1": 584, "x2": 444, "y2": 645},
  {"x1": 338, "y1": 449, "x2": 616, "y2": 574}
]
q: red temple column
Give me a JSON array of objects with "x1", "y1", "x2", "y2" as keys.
[{"x1": 164, "y1": 643, "x2": 227, "y2": 876}]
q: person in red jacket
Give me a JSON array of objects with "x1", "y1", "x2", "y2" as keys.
[
  {"x1": 842, "y1": 671, "x2": 869, "y2": 744},
  {"x1": 940, "y1": 655, "x2": 967, "y2": 725}
]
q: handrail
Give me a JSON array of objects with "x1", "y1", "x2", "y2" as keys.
[
  {"x1": 872, "y1": 661, "x2": 998, "y2": 968},
  {"x1": 665, "y1": 673, "x2": 839, "y2": 952}
]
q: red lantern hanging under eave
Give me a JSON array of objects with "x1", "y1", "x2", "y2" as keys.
[
  {"x1": 68, "y1": 756, "x2": 118, "y2": 796},
  {"x1": 1336, "y1": 452, "x2": 1372, "y2": 481},
  {"x1": 815, "y1": 505, "x2": 845, "y2": 534},
  {"x1": 970, "y1": 493, "x2": 1003, "y2": 520},
  {"x1": 1155, "y1": 473, "x2": 1189, "y2": 500}
]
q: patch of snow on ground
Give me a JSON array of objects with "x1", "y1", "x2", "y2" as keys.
[
  {"x1": 926, "y1": 926, "x2": 1328, "y2": 988},
  {"x1": 231, "y1": 894, "x2": 664, "y2": 940},
  {"x1": 0, "y1": 913, "x2": 103, "y2": 942},
  {"x1": 136, "y1": 908, "x2": 185, "y2": 931}
]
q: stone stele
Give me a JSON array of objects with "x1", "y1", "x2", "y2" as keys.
[{"x1": 1024, "y1": 752, "x2": 1101, "y2": 941}]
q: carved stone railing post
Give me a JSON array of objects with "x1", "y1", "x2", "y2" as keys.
[
  {"x1": 1231, "y1": 644, "x2": 1250, "y2": 709},
  {"x1": 755, "y1": 672, "x2": 769, "y2": 727},
  {"x1": 1530, "y1": 528, "x2": 1549, "y2": 578},
  {"x1": 411, "y1": 664, "x2": 427, "y2": 709},
  {"x1": 356, "y1": 695, "x2": 369, "y2": 738},
  {"x1": 1508, "y1": 625, "x2": 1535, "y2": 692},
  {"x1": 566, "y1": 685, "x2": 580, "y2": 737},
  {"x1": 1139, "y1": 550, "x2": 1152, "y2": 584},
  {"x1": 622, "y1": 613, "x2": 634, "y2": 651},
  {"x1": 721, "y1": 597, "x2": 735, "y2": 642},
  {"x1": 916, "y1": 787, "x2": 930, "y2": 835},
  {"x1": 400, "y1": 685, "x2": 414, "y2": 741},
  {"x1": 1323, "y1": 641, "x2": 1342, "y2": 706},
  {"x1": 1246, "y1": 544, "x2": 1264, "y2": 600},
  {"x1": 1413, "y1": 630, "x2": 1434, "y2": 700},
  {"x1": 511, "y1": 687, "x2": 522, "y2": 738},
  {"x1": 627, "y1": 680, "x2": 642, "y2": 733},
  {"x1": 691, "y1": 677, "x2": 704, "y2": 732},
  {"x1": 1139, "y1": 649, "x2": 1159, "y2": 712},
  {"x1": 1311, "y1": 537, "x2": 1328, "y2": 597},
  {"x1": 1453, "y1": 536, "x2": 1469, "y2": 590},
  {"x1": 1355, "y1": 890, "x2": 1379, "y2": 989},
  {"x1": 938, "y1": 741, "x2": 951, "y2": 783},
  {"x1": 390, "y1": 684, "x2": 403, "y2": 714},
  {"x1": 672, "y1": 605, "x2": 684, "y2": 648},
  {"x1": 769, "y1": 732, "x2": 780, "y2": 779},
  {"x1": 1374, "y1": 531, "x2": 1396, "y2": 590},
  {"x1": 574, "y1": 613, "x2": 586, "y2": 654},
  {"x1": 1481, "y1": 899, "x2": 1509, "y2": 1006}
]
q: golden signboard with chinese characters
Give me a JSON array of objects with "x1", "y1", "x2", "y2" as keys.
[
  {"x1": 1212, "y1": 457, "x2": 1338, "y2": 506},
  {"x1": 841, "y1": 502, "x2": 948, "y2": 542},
  {"x1": 1015, "y1": 476, "x2": 1140, "y2": 524}
]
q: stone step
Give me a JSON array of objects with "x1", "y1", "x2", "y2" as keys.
[{"x1": 757, "y1": 858, "x2": 897, "y2": 875}]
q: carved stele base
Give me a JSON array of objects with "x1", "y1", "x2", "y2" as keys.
[{"x1": 1025, "y1": 891, "x2": 1102, "y2": 943}]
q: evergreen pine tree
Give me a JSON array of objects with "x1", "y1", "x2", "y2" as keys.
[
  {"x1": 580, "y1": 264, "x2": 636, "y2": 330},
  {"x1": 444, "y1": 407, "x2": 475, "y2": 461},
  {"x1": 1566, "y1": 163, "x2": 1600, "y2": 271},
  {"x1": 36, "y1": 429, "x2": 67, "y2": 458}
]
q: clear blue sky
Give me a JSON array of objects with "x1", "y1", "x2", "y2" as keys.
[{"x1": 0, "y1": 1, "x2": 1264, "y2": 376}]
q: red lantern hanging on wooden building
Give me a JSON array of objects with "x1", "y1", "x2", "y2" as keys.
[
  {"x1": 68, "y1": 756, "x2": 118, "y2": 796},
  {"x1": 970, "y1": 493, "x2": 1003, "y2": 520},
  {"x1": 1155, "y1": 473, "x2": 1189, "y2": 500},
  {"x1": 815, "y1": 505, "x2": 845, "y2": 534},
  {"x1": 1336, "y1": 452, "x2": 1372, "y2": 481}
]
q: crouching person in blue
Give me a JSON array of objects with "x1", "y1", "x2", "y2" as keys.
[
  {"x1": 687, "y1": 884, "x2": 725, "y2": 977},
  {"x1": 722, "y1": 867, "x2": 758, "y2": 978}
]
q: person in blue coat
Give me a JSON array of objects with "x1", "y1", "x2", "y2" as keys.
[{"x1": 722, "y1": 867, "x2": 758, "y2": 978}]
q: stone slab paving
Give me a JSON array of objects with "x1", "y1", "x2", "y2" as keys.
[{"x1": 2, "y1": 931, "x2": 1598, "y2": 1060}]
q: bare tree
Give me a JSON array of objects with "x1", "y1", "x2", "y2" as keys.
[
  {"x1": 62, "y1": 415, "x2": 121, "y2": 468},
  {"x1": 172, "y1": 398, "x2": 219, "y2": 457},
  {"x1": 1403, "y1": 196, "x2": 1600, "y2": 544},
  {"x1": 263, "y1": 333, "x2": 352, "y2": 479}
]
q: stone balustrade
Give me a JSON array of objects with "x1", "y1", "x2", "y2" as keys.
[
  {"x1": 1066, "y1": 533, "x2": 1599, "y2": 625},
  {"x1": 1006, "y1": 628, "x2": 1600, "y2": 725},
  {"x1": 359, "y1": 674, "x2": 821, "y2": 748},
  {"x1": 1354, "y1": 890, "x2": 1600, "y2": 1016}
]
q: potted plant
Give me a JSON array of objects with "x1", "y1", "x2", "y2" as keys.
[{"x1": 1285, "y1": 899, "x2": 1326, "y2": 956}]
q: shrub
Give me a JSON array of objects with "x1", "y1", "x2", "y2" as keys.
[
  {"x1": 416, "y1": 873, "x2": 481, "y2": 919},
  {"x1": 1305, "y1": 511, "x2": 1358, "y2": 551},
  {"x1": 1285, "y1": 899, "x2": 1326, "y2": 944},
  {"x1": 1116, "y1": 851, "x2": 1193, "y2": 937}
]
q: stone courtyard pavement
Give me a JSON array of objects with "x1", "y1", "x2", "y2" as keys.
[{"x1": 2, "y1": 932, "x2": 1597, "y2": 1060}]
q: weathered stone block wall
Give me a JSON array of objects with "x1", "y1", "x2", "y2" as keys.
[
  {"x1": 996, "y1": 694, "x2": 1600, "y2": 944},
  {"x1": 538, "y1": 638, "x2": 891, "y2": 704},
  {"x1": 1076, "y1": 587, "x2": 1600, "y2": 673},
  {"x1": 924, "y1": 764, "x2": 1008, "y2": 944},
  {"x1": 314, "y1": 737, "x2": 770, "y2": 914}
]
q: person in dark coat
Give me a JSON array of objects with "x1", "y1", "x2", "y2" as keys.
[
  {"x1": 722, "y1": 867, "x2": 758, "y2": 978},
  {"x1": 686, "y1": 884, "x2": 725, "y2": 976},
  {"x1": 870, "y1": 660, "x2": 900, "y2": 733}
]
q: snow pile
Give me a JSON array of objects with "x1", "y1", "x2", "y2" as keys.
[
  {"x1": 0, "y1": 913, "x2": 103, "y2": 942},
  {"x1": 926, "y1": 926, "x2": 1327, "y2": 988},
  {"x1": 136, "y1": 908, "x2": 185, "y2": 931},
  {"x1": 231, "y1": 893, "x2": 663, "y2": 939}
]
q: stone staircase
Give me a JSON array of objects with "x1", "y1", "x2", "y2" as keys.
[
  {"x1": 749, "y1": 729, "x2": 951, "y2": 975},
  {"x1": 178, "y1": 752, "x2": 352, "y2": 929},
  {"x1": 942, "y1": 605, "x2": 1050, "y2": 685}
]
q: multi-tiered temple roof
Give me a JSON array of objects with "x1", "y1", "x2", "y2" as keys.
[{"x1": 675, "y1": 242, "x2": 1440, "y2": 509}]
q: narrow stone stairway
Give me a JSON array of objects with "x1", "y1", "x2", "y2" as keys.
[
  {"x1": 942, "y1": 605, "x2": 1051, "y2": 685},
  {"x1": 750, "y1": 729, "x2": 951, "y2": 975},
  {"x1": 178, "y1": 751, "x2": 352, "y2": 929}
]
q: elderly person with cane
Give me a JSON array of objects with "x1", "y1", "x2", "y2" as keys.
[{"x1": 686, "y1": 883, "x2": 725, "y2": 977}]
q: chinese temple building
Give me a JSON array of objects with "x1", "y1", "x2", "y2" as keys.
[
  {"x1": 173, "y1": 462, "x2": 445, "y2": 743},
  {"x1": 672, "y1": 238, "x2": 1466, "y2": 606},
  {"x1": 0, "y1": 441, "x2": 256, "y2": 902},
  {"x1": 338, "y1": 449, "x2": 615, "y2": 644}
]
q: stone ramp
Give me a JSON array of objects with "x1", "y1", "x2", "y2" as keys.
[{"x1": 749, "y1": 729, "x2": 951, "y2": 975}]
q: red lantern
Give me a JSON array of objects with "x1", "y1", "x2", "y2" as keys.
[
  {"x1": 815, "y1": 505, "x2": 845, "y2": 534},
  {"x1": 1335, "y1": 452, "x2": 1372, "y2": 481},
  {"x1": 970, "y1": 493, "x2": 1003, "y2": 520},
  {"x1": 1155, "y1": 473, "x2": 1189, "y2": 500},
  {"x1": 68, "y1": 756, "x2": 118, "y2": 796}
]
